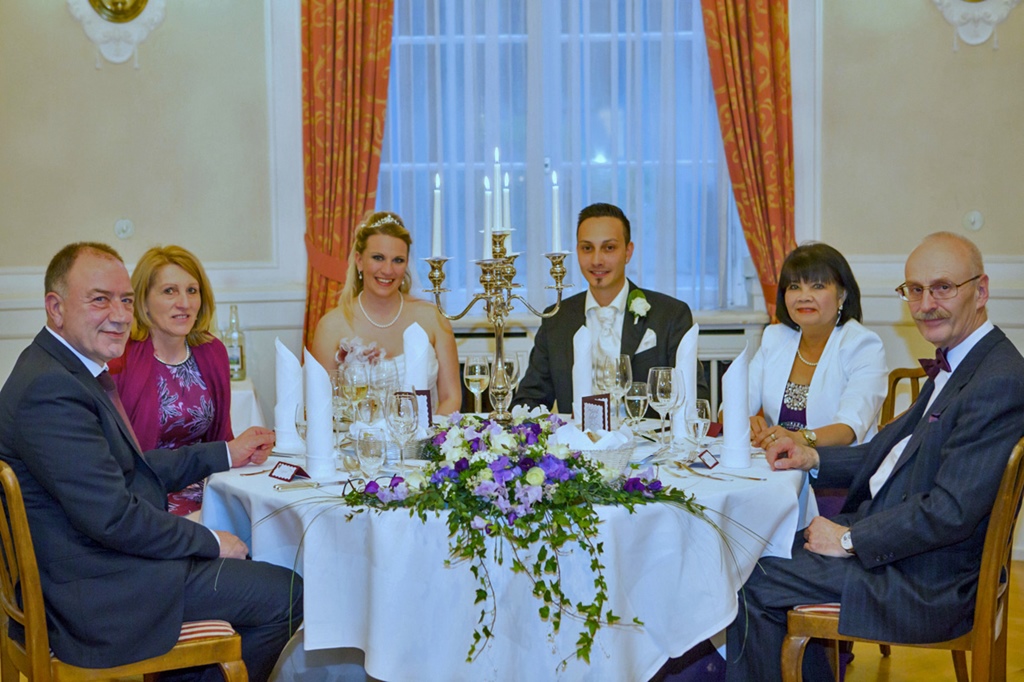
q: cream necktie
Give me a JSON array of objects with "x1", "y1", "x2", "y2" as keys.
[{"x1": 595, "y1": 307, "x2": 619, "y2": 365}]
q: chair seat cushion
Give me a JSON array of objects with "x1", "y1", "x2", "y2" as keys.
[{"x1": 178, "y1": 620, "x2": 236, "y2": 643}]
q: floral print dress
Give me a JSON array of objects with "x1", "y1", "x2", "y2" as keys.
[{"x1": 154, "y1": 355, "x2": 215, "y2": 516}]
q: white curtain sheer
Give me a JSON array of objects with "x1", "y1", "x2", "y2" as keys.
[{"x1": 376, "y1": 0, "x2": 750, "y2": 314}]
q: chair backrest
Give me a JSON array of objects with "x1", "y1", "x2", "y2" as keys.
[
  {"x1": 0, "y1": 460, "x2": 54, "y2": 680},
  {"x1": 879, "y1": 367, "x2": 928, "y2": 426},
  {"x1": 969, "y1": 436, "x2": 1024, "y2": 675}
]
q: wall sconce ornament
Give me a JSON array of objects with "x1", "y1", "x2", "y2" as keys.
[
  {"x1": 67, "y1": 0, "x2": 166, "y2": 68},
  {"x1": 933, "y1": 0, "x2": 1021, "y2": 49}
]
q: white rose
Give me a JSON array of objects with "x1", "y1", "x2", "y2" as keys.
[
  {"x1": 630, "y1": 297, "x2": 651, "y2": 317},
  {"x1": 525, "y1": 466, "x2": 546, "y2": 486}
]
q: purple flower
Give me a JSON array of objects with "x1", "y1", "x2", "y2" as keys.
[
  {"x1": 432, "y1": 431, "x2": 448, "y2": 446},
  {"x1": 538, "y1": 454, "x2": 573, "y2": 482},
  {"x1": 506, "y1": 511, "x2": 518, "y2": 524},
  {"x1": 364, "y1": 480, "x2": 380, "y2": 495},
  {"x1": 647, "y1": 479, "x2": 663, "y2": 492},
  {"x1": 515, "y1": 481, "x2": 542, "y2": 507},
  {"x1": 454, "y1": 457, "x2": 470, "y2": 473},
  {"x1": 469, "y1": 438, "x2": 486, "y2": 453},
  {"x1": 430, "y1": 466, "x2": 458, "y2": 484},
  {"x1": 471, "y1": 515, "x2": 488, "y2": 530},
  {"x1": 623, "y1": 477, "x2": 645, "y2": 493},
  {"x1": 518, "y1": 456, "x2": 536, "y2": 471},
  {"x1": 474, "y1": 480, "x2": 500, "y2": 497},
  {"x1": 389, "y1": 475, "x2": 404, "y2": 488},
  {"x1": 489, "y1": 456, "x2": 511, "y2": 472}
]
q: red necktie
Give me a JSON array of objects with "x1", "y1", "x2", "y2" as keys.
[
  {"x1": 96, "y1": 370, "x2": 142, "y2": 451},
  {"x1": 919, "y1": 347, "x2": 951, "y2": 380}
]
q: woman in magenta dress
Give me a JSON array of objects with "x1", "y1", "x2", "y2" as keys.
[{"x1": 109, "y1": 245, "x2": 233, "y2": 516}]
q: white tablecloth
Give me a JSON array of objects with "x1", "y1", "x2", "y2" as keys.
[
  {"x1": 230, "y1": 378, "x2": 266, "y2": 434},
  {"x1": 203, "y1": 454, "x2": 815, "y2": 682}
]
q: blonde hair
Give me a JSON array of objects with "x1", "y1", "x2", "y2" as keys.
[
  {"x1": 129, "y1": 245, "x2": 216, "y2": 347},
  {"x1": 339, "y1": 211, "x2": 413, "y2": 322}
]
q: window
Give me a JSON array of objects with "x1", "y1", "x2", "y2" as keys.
[{"x1": 377, "y1": 0, "x2": 751, "y2": 314}]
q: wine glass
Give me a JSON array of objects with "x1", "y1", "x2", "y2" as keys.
[
  {"x1": 647, "y1": 367, "x2": 677, "y2": 448},
  {"x1": 343, "y1": 363, "x2": 370, "y2": 418},
  {"x1": 294, "y1": 403, "x2": 307, "y2": 442},
  {"x1": 686, "y1": 398, "x2": 712, "y2": 462},
  {"x1": 463, "y1": 355, "x2": 490, "y2": 414},
  {"x1": 356, "y1": 428, "x2": 386, "y2": 478},
  {"x1": 624, "y1": 381, "x2": 649, "y2": 427},
  {"x1": 503, "y1": 354, "x2": 519, "y2": 392},
  {"x1": 385, "y1": 391, "x2": 419, "y2": 474},
  {"x1": 607, "y1": 354, "x2": 632, "y2": 428}
]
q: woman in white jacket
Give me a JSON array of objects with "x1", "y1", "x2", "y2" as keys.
[{"x1": 749, "y1": 243, "x2": 888, "y2": 452}]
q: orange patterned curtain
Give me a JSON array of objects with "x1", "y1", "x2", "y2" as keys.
[
  {"x1": 701, "y1": 0, "x2": 796, "y2": 317},
  {"x1": 302, "y1": 0, "x2": 394, "y2": 348}
]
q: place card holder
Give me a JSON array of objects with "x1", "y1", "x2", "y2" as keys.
[
  {"x1": 415, "y1": 389, "x2": 433, "y2": 431},
  {"x1": 696, "y1": 450, "x2": 719, "y2": 469},
  {"x1": 581, "y1": 394, "x2": 611, "y2": 432},
  {"x1": 269, "y1": 461, "x2": 310, "y2": 482}
]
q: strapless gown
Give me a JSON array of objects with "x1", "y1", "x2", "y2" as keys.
[{"x1": 338, "y1": 334, "x2": 440, "y2": 406}]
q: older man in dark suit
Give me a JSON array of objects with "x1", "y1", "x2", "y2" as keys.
[
  {"x1": 0, "y1": 242, "x2": 301, "y2": 681},
  {"x1": 725, "y1": 232, "x2": 1024, "y2": 681},
  {"x1": 513, "y1": 202, "x2": 708, "y2": 413}
]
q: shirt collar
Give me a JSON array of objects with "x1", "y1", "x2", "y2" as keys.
[
  {"x1": 45, "y1": 326, "x2": 107, "y2": 378},
  {"x1": 585, "y1": 281, "x2": 629, "y2": 316},
  {"x1": 944, "y1": 320, "x2": 994, "y2": 374}
]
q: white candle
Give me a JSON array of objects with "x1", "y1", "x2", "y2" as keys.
[
  {"x1": 483, "y1": 177, "x2": 493, "y2": 259},
  {"x1": 503, "y1": 172, "x2": 511, "y2": 233},
  {"x1": 432, "y1": 173, "x2": 442, "y2": 257},
  {"x1": 551, "y1": 171, "x2": 561, "y2": 252},
  {"x1": 492, "y1": 148, "x2": 502, "y2": 232}
]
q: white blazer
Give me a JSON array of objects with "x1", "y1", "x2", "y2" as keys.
[{"x1": 748, "y1": 320, "x2": 889, "y2": 444}]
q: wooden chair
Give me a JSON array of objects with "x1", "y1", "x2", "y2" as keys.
[
  {"x1": 880, "y1": 366, "x2": 928, "y2": 427},
  {"x1": 0, "y1": 461, "x2": 248, "y2": 682},
  {"x1": 780, "y1": 435, "x2": 1024, "y2": 682}
]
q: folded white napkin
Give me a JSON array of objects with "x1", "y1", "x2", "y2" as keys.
[
  {"x1": 671, "y1": 323, "x2": 700, "y2": 440},
  {"x1": 273, "y1": 338, "x2": 305, "y2": 454},
  {"x1": 553, "y1": 423, "x2": 632, "y2": 451},
  {"x1": 721, "y1": 343, "x2": 751, "y2": 468},
  {"x1": 303, "y1": 349, "x2": 336, "y2": 479},
  {"x1": 402, "y1": 322, "x2": 430, "y2": 394},
  {"x1": 572, "y1": 326, "x2": 592, "y2": 421}
]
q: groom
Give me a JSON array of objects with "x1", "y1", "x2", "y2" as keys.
[{"x1": 513, "y1": 202, "x2": 707, "y2": 413}]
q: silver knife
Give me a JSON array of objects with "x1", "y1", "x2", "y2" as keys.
[{"x1": 273, "y1": 479, "x2": 351, "y2": 492}]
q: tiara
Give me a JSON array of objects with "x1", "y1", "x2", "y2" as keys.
[{"x1": 366, "y1": 214, "x2": 402, "y2": 230}]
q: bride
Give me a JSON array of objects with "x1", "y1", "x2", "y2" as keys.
[{"x1": 311, "y1": 211, "x2": 461, "y2": 415}]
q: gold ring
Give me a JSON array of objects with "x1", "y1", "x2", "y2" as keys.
[{"x1": 770, "y1": 433, "x2": 777, "y2": 441}]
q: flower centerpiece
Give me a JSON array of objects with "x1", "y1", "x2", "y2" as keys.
[{"x1": 341, "y1": 405, "x2": 720, "y2": 668}]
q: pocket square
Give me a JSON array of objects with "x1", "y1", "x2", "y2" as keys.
[
  {"x1": 636, "y1": 328, "x2": 657, "y2": 354},
  {"x1": 928, "y1": 412, "x2": 941, "y2": 423}
]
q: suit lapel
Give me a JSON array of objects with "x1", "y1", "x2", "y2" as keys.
[{"x1": 620, "y1": 281, "x2": 647, "y2": 356}]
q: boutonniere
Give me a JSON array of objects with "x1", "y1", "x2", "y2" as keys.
[{"x1": 627, "y1": 289, "x2": 650, "y2": 325}]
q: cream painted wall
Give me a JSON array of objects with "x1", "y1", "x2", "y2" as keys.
[
  {"x1": 820, "y1": 2, "x2": 1024, "y2": 258},
  {"x1": 0, "y1": 1, "x2": 273, "y2": 266}
]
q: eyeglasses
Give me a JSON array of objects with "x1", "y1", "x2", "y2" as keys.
[{"x1": 895, "y1": 275, "x2": 981, "y2": 302}]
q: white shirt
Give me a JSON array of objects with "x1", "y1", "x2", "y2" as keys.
[
  {"x1": 585, "y1": 283, "x2": 628, "y2": 360},
  {"x1": 868, "y1": 320, "x2": 995, "y2": 497}
]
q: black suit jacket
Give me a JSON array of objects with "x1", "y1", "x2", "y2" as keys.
[
  {"x1": 815, "y1": 327, "x2": 1024, "y2": 643},
  {"x1": 512, "y1": 281, "x2": 708, "y2": 412},
  {"x1": 0, "y1": 329, "x2": 229, "y2": 668}
]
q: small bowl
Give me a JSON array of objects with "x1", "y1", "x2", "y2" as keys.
[{"x1": 579, "y1": 444, "x2": 634, "y2": 473}]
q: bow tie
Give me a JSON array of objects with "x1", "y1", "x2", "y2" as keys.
[{"x1": 919, "y1": 347, "x2": 951, "y2": 380}]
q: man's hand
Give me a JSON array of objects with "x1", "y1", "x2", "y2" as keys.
[
  {"x1": 214, "y1": 531, "x2": 250, "y2": 559},
  {"x1": 803, "y1": 517, "x2": 854, "y2": 558},
  {"x1": 228, "y1": 427, "x2": 276, "y2": 468},
  {"x1": 766, "y1": 436, "x2": 819, "y2": 472}
]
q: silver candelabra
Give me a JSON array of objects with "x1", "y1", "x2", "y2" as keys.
[{"x1": 424, "y1": 229, "x2": 570, "y2": 426}]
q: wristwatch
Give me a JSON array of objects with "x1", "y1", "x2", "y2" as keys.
[
  {"x1": 840, "y1": 530, "x2": 855, "y2": 554},
  {"x1": 800, "y1": 428, "x2": 818, "y2": 448}
]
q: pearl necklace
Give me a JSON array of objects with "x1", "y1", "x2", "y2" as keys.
[
  {"x1": 796, "y1": 348, "x2": 819, "y2": 367},
  {"x1": 358, "y1": 292, "x2": 404, "y2": 329},
  {"x1": 156, "y1": 343, "x2": 192, "y2": 367}
]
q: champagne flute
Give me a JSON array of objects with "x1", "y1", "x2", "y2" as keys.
[
  {"x1": 463, "y1": 355, "x2": 490, "y2": 414},
  {"x1": 647, "y1": 367, "x2": 677, "y2": 449},
  {"x1": 608, "y1": 354, "x2": 632, "y2": 428},
  {"x1": 294, "y1": 403, "x2": 307, "y2": 442},
  {"x1": 344, "y1": 363, "x2": 370, "y2": 418},
  {"x1": 356, "y1": 428, "x2": 386, "y2": 478},
  {"x1": 624, "y1": 381, "x2": 649, "y2": 427},
  {"x1": 385, "y1": 391, "x2": 419, "y2": 474},
  {"x1": 687, "y1": 398, "x2": 712, "y2": 462}
]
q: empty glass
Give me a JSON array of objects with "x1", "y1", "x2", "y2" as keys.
[
  {"x1": 294, "y1": 403, "x2": 307, "y2": 442},
  {"x1": 686, "y1": 399, "x2": 712, "y2": 462},
  {"x1": 356, "y1": 428, "x2": 386, "y2": 478},
  {"x1": 607, "y1": 354, "x2": 632, "y2": 427},
  {"x1": 385, "y1": 391, "x2": 419, "y2": 473},
  {"x1": 647, "y1": 367, "x2": 678, "y2": 448},
  {"x1": 463, "y1": 355, "x2": 490, "y2": 414}
]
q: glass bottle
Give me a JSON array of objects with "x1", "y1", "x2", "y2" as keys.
[{"x1": 225, "y1": 304, "x2": 246, "y2": 381}]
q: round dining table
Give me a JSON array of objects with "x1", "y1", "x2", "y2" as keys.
[{"x1": 202, "y1": 446, "x2": 816, "y2": 682}]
